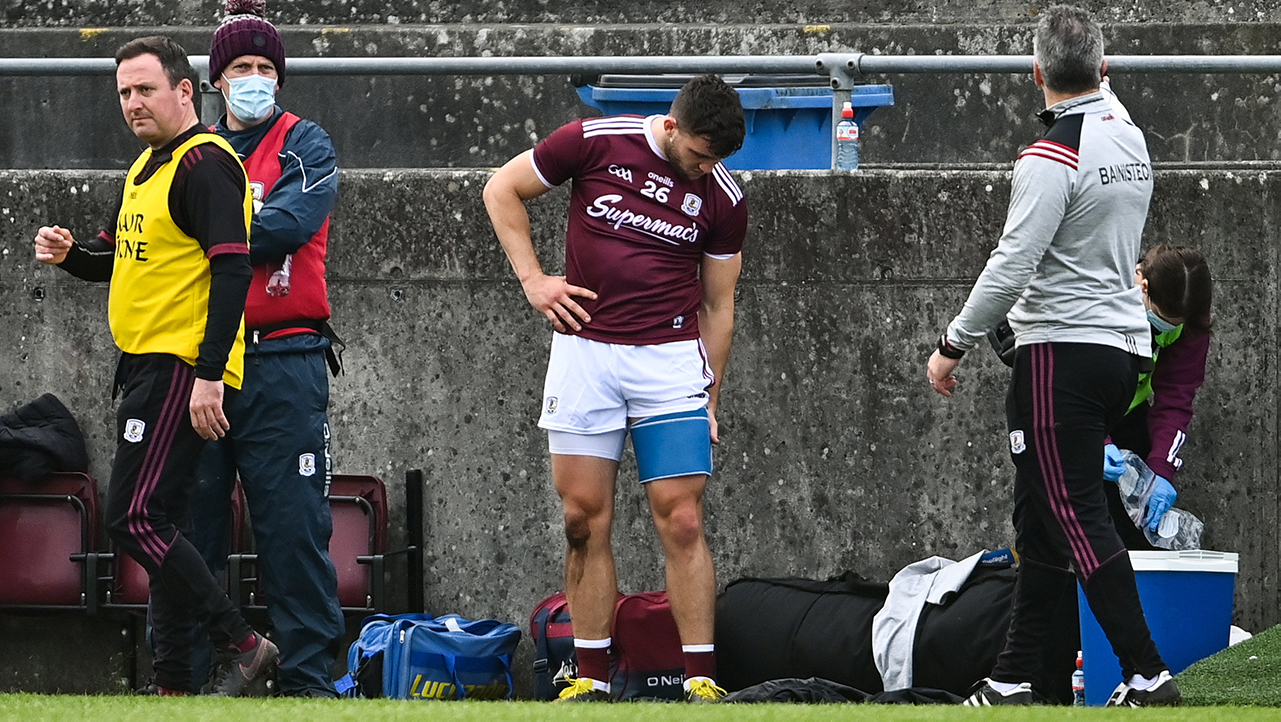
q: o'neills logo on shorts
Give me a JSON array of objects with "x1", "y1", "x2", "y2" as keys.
[{"x1": 586, "y1": 194, "x2": 700, "y2": 244}]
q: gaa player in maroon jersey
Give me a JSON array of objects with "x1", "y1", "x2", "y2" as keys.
[{"x1": 484, "y1": 75, "x2": 747, "y2": 703}]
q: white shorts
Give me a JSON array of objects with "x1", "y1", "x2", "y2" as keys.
[{"x1": 539, "y1": 333, "x2": 713, "y2": 435}]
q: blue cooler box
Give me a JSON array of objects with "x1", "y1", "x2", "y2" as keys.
[
  {"x1": 575, "y1": 77, "x2": 893, "y2": 171},
  {"x1": 1077, "y1": 550, "x2": 1237, "y2": 706}
]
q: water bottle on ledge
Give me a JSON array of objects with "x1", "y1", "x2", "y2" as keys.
[{"x1": 835, "y1": 101, "x2": 860, "y2": 170}]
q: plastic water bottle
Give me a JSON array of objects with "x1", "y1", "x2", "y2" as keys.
[
  {"x1": 1114, "y1": 449, "x2": 1204, "y2": 550},
  {"x1": 835, "y1": 101, "x2": 860, "y2": 170},
  {"x1": 1072, "y1": 651, "x2": 1085, "y2": 706}
]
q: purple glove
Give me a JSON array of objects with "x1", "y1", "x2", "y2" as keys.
[
  {"x1": 1145, "y1": 475, "x2": 1178, "y2": 531},
  {"x1": 1103, "y1": 443, "x2": 1125, "y2": 482}
]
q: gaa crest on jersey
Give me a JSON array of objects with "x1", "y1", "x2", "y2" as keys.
[
  {"x1": 681, "y1": 193, "x2": 703, "y2": 217},
  {"x1": 672, "y1": 315, "x2": 685, "y2": 329},
  {"x1": 545, "y1": 396, "x2": 559, "y2": 415},
  {"x1": 608, "y1": 164, "x2": 634, "y2": 184},
  {"x1": 299, "y1": 453, "x2": 317, "y2": 477},
  {"x1": 1009, "y1": 430, "x2": 1026, "y2": 455},
  {"x1": 123, "y1": 419, "x2": 146, "y2": 443}
]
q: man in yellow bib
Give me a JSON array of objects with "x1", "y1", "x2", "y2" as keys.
[{"x1": 33, "y1": 35, "x2": 277, "y2": 697}]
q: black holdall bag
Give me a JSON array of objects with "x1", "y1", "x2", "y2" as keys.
[
  {"x1": 716, "y1": 561, "x2": 1077, "y2": 704},
  {"x1": 912, "y1": 564, "x2": 1078, "y2": 705},
  {"x1": 714, "y1": 572, "x2": 889, "y2": 693}
]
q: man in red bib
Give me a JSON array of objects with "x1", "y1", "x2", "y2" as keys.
[{"x1": 185, "y1": 0, "x2": 345, "y2": 698}]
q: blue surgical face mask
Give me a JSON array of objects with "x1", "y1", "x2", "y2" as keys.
[
  {"x1": 222, "y1": 73, "x2": 277, "y2": 124},
  {"x1": 1147, "y1": 309, "x2": 1178, "y2": 334}
]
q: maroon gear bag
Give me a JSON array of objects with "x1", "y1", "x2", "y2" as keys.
[
  {"x1": 529, "y1": 592, "x2": 576, "y2": 700},
  {"x1": 529, "y1": 590, "x2": 685, "y2": 701},
  {"x1": 611, "y1": 591, "x2": 685, "y2": 700}
]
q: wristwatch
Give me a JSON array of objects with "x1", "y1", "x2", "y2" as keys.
[{"x1": 937, "y1": 334, "x2": 965, "y2": 360}]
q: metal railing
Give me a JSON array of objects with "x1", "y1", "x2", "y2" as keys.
[
  {"x1": 9, "y1": 52, "x2": 1281, "y2": 76},
  {"x1": 6, "y1": 52, "x2": 1281, "y2": 167}
]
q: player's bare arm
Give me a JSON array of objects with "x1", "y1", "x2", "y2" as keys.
[
  {"x1": 484, "y1": 149, "x2": 598, "y2": 333},
  {"x1": 34, "y1": 225, "x2": 75, "y2": 264},
  {"x1": 698, "y1": 252, "x2": 742, "y2": 444}
]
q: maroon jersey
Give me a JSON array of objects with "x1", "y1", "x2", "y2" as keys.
[{"x1": 531, "y1": 115, "x2": 748, "y2": 345}]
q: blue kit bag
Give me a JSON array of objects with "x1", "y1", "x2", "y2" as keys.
[{"x1": 339, "y1": 613, "x2": 521, "y2": 700}]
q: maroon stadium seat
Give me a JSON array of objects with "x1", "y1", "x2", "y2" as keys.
[
  {"x1": 328, "y1": 474, "x2": 388, "y2": 611},
  {"x1": 0, "y1": 472, "x2": 100, "y2": 609},
  {"x1": 230, "y1": 474, "x2": 391, "y2": 613},
  {"x1": 107, "y1": 478, "x2": 248, "y2": 609}
]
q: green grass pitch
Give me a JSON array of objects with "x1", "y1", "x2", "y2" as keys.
[
  {"x1": 1, "y1": 623, "x2": 1276, "y2": 719},
  {"x1": 1, "y1": 696, "x2": 1279, "y2": 721}
]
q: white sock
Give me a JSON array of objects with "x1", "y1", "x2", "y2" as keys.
[
  {"x1": 573, "y1": 637, "x2": 612, "y2": 649},
  {"x1": 1127, "y1": 673, "x2": 1160, "y2": 691},
  {"x1": 988, "y1": 679, "x2": 1027, "y2": 695}
]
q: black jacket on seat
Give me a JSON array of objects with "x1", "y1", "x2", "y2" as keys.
[{"x1": 0, "y1": 393, "x2": 90, "y2": 482}]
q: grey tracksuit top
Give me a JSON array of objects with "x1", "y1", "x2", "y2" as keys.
[{"x1": 945, "y1": 84, "x2": 1152, "y2": 356}]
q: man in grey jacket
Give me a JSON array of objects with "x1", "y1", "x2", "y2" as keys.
[{"x1": 926, "y1": 5, "x2": 1180, "y2": 708}]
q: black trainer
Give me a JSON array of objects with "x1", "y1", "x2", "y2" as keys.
[
  {"x1": 962, "y1": 679, "x2": 1034, "y2": 706},
  {"x1": 206, "y1": 634, "x2": 280, "y2": 697},
  {"x1": 1105, "y1": 670, "x2": 1183, "y2": 707},
  {"x1": 282, "y1": 688, "x2": 337, "y2": 699}
]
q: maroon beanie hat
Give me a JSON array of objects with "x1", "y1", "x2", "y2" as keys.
[{"x1": 209, "y1": 0, "x2": 286, "y2": 85}]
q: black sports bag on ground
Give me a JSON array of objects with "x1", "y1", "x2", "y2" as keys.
[{"x1": 715, "y1": 572, "x2": 889, "y2": 693}]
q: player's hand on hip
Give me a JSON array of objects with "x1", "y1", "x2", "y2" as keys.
[
  {"x1": 926, "y1": 351, "x2": 961, "y2": 397},
  {"x1": 522, "y1": 272, "x2": 597, "y2": 333},
  {"x1": 34, "y1": 225, "x2": 74, "y2": 264},
  {"x1": 189, "y1": 378, "x2": 231, "y2": 440}
]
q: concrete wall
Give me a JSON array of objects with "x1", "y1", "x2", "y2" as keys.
[
  {"x1": 0, "y1": 167, "x2": 1276, "y2": 692},
  {"x1": 6, "y1": 0, "x2": 1281, "y2": 25},
  {"x1": 6, "y1": 23, "x2": 1281, "y2": 168}
]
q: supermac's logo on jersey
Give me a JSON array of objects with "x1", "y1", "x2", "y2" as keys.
[
  {"x1": 608, "y1": 164, "x2": 634, "y2": 184},
  {"x1": 586, "y1": 194, "x2": 700, "y2": 244},
  {"x1": 1009, "y1": 430, "x2": 1026, "y2": 455},
  {"x1": 299, "y1": 453, "x2": 317, "y2": 477},
  {"x1": 681, "y1": 193, "x2": 703, "y2": 217},
  {"x1": 123, "y1": 419, "x2": 146, "y2": 443}
]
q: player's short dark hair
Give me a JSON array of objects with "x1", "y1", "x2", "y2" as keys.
[
  {"x1": 669, "y1": 75, "x2": 746, "y2": 159},
  {"x1": 1140, "y1": 244, "x2": 1213, "y2": 334},
  {"x1": 115, "y1": 35, "x2": 197, "y2": 89},
  {"x1": 1033, "y1": 5, "x2": 1105, "y2": 94}
]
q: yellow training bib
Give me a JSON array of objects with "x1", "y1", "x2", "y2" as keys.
[{"x1": 109, "y1": 133, "x2": 251, "y2": 389}]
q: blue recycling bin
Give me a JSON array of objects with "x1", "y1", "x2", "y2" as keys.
[{"x1": 575, "y1": 79, "x2": 894, "y2": 171}]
